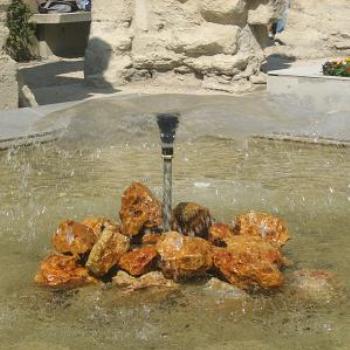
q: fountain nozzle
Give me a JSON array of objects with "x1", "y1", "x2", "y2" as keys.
[
  {"x1": 157, "y1": 113, "x2": 179, "y2": 157},
  {"x1": 156, "y1": 113, "x2": 179, "y2": 232}
]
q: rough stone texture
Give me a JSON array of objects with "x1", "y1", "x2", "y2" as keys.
[
  {"x1": 172, "y1": 202, "x2": 212, "y2": 238},
  {"x1": 156, "y1": 231, "x2": 213, "y2": 281},
  {"x1": 208, "y1": 223, "x2": 235, "y2": 246},
  {"x1": 118, "y1": 246, "x2": 158, "y2": 276},
  {"x1": 213, "y1": 235, "x2": 285, "y2": 290},
  {"x1": 113, "y1": 270, "x2": 178, "y2": 291},
  {"x1": 52, "y1": 220, "x2": 98, "y2": 257},
  {"x1": 203, "y1": 277, "x2": 247, "y2": 299},
  {"x1": 85, "y1": 0, "x2": 285, "y2": 92},
  {"x1": 81, "y1": 217, "x2": 118, "y2": 239},
  {"x1": 86, "y1": 223, "x2": 130, "y2": 277},
  {"x1": 233, "y1": 212, "x2": 290, "y2": 247},
  {"x1": 119, "y1": 182, "x2": 162, "y2": 237},
  {"x1": 268, "y1": 0, "x2": 350, "y2": 59},
  {"x1": 34, "y1": 255, "x2": 97, "y2": 288},
  {"x1": 0, "y1": 0, "x2": 18, "y2": 110}
]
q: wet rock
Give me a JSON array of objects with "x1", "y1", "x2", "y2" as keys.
[
  {"x1": 208, "y1": 223, "x2": 235, "y2": 246},
  {"x1": 81, "y1": 217, "x2": 119, "y2": 239},
  {"x1": 289, "y1": 269, "x2": 340, "y2": 303},
  {"x1": 118, "y1": 246, "x2": 158, "y2": 276},
  {"x1": 213, "y1": 236, "x2": 285, "y2": 290},
  {"x1": 172, "y1": 202, "x2": 212, "y2": 238},
  {"x1": 233, "y1": 212, "x2": 290, "y2": 247},
  {"x1": 203, "y1": 277, "x2": 247, "y2": 299},
  {"x1": 119, "y1": 182, "x2": 162, "y2": 237},
  {"x1": 142, "y1": 232, "x2": 162, "y2": 246},
  {"x1": 52, "y1": 220, "x2": 97, "y2": 256},
  {"x1": 113, "y1": 271, "x2": 178, "y2": 291},
  {"x1": 34, "y1": 255, "x2": 97, "y2": 288},
  {"x1": 156, "y1": 231, "x2": 213, "y2": 280},
  {"x1": 86, "y1": 224, "x2": 130, "y2": 277}
]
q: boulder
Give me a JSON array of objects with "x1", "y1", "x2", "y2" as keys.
[
  {"x1": 142, "y1": 232, "x2": 162, "y2": 246},
  {"x1": 203, "y1": 277, "x2": 247, "y2": 299},
  {"x1": 86, "y1": 224, "x2": 130, "y2": 277},
  {"x1": 170, "y1": 23, "x2": 240, "y2": 57},
  {"x1": 233, "y1": 212, "x2": 290, "y2": 247},
  {"x1": 213, "y1": 236, "x2": 285, "y2": 290},
  {"x1": 81, "y1": 217, "x2": 119, "y2": 239},
  {"x1": 156, "y1": 231, "x2": 213, "y2": 280},
  {"x1": 118, "y1": 246, "x2": 158, "y2": 276},
  {"x1": 119, "y1": 182, "x2": 162, "y2": 236},
  {"x1": 208, "y1": 223, "x2": 235, "y2": 246},
  {"x1": 52, "y1": 220, "x2": 97, "y2": 256},
  {"x1": 113, "y1": 270, "x2": 178, "y2": 291},
  {"x1": 34, "y1": 255, "x2": 96, "y2": 288},
  {"x1": 200, "y1": 0, "x2": 247, "y2": 25},
  {"x1": 172, "y1": 202, "x2": 212, "y2": 238}
]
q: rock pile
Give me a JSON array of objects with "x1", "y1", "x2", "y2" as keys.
[
  {"x1": 35, "y1": 182, "x2": 296, "y2": 294},
  {"x1": 85, "y1": 0, "x2": 286, "y2": 93}
]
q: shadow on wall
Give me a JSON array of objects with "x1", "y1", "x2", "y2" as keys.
[{"x1": 18, "y1": 38, "x2": 118, "y2": 106}]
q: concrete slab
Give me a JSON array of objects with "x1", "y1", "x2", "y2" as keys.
[
  {"x1": 30, "y1": 12, "x2": 91, "y2": 24},
  {"x1": 267, "y1": 59, "x2": 350, "y2": 113}
]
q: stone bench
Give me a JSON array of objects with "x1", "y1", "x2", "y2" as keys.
[{"x1": 30, "y1": 12, "x2": 91, "y2": 58}]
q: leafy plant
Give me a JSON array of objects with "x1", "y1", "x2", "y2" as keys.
[
  {"x1": 6, "y1": 0, "x2": 35, "y2": 62},
  {"x1": 322, "y1": 57, "x2": 350, "y2": 78}
]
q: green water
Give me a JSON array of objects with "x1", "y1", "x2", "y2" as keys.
[{"x1": 0, "y1": 136, "x2": 349, "y2": 350}]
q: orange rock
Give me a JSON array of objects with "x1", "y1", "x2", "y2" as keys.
[
  {"x1": 142, "y1": 232, "x2": 162, "y2": 245},
  {"x1": 119, "y1": 182, "x2": 162, "y2": 236},
  {"x1": 172, "y1": 202, "x2": 212, "y2": 238},
  {"x1": 208, "y1": 223, "x2": 235, "y2": 246},
  {"x1": 119, "y1": 246, "x2": 158, "y2": 276},
  {"x1": 113, "y1": 271, "x2": 178, "y2": 291},
  {"x1": 86, "y1": 224, "x2": 130, "y2": 277},
  {"x1": 233, "y1": 212, "x2": 290, "y2": 247},
  {"x1": 81, "y1": 217, "x2": 119, "y2": 239},
  {"x1": 52, "y1": 220, "x2": 97, "y2": 256},
  {"x1": 213, "y1": 248, "x2": 284, "y2": 290},
  {"x1": 156, "y1": 231, "x2": 213, "y2": 280},
  {"x1": 34, "y1": 255, "x2": 96, "y2": 288}
]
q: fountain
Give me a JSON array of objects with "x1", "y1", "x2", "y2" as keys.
[{"x1": 0, "y1": 94, "x2": 349, "y2": 350}]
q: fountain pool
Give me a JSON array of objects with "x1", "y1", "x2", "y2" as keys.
[{"x1": 0, "y1": 94, "x2": 349, "y2": 350}]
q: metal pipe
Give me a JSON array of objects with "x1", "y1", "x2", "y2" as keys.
[{"x1": 163, "y1": 156, "x2": 172, "y2": 232}]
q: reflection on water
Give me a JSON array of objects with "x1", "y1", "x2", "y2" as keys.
[{"x1": 0, "y1": 135, "x2": 349, "y2": 350}]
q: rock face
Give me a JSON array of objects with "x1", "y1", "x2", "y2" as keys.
[
  {"x1": 233, "y1": 212, "x2": 289, "y2": 247},
  {"x1": 86, "y1": 224, "x2": 130, "y2": 276},
  {"x1": 208, "y1": 223, "x2": 235, "y2": 246},
  {"x1": 118, "y1": 246, "x2": 158, "y2": 276},
  {"x1": 34, "y1": 255, "x2": 96, "y2": 288},
  {"x1": 85, "y1": 0, "x2": 285, "y2": 93},
  {"x1": 119, "y1": 182, "x2": 162, "y2": 237},
  {"x1": 172, "y1": 202, "x2": 212, "y2": 238},
  {"x1": 52, "y1": 220, "x2": 98, "y2": 256},
  {"x1": 156, "y1": 231, "x2": 213, "y2": 280},
  {"x1": 213, "y1": 236, "x2": 285, "y2": 290},
  {"x1": 81, "y1": 217, "x2": 118, "y2": 239},
  {"x1": 0, "y1": 0, "x2": 18, "y2": 109}
]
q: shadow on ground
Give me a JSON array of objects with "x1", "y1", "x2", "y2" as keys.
[{"x1": 18, "y1": 39, "x2": 120, "y2": 106}]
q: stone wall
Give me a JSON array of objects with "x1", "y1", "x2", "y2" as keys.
[
  {"x1": 85, "y1": 0, "x2": 285, "y2": 93},
  {"x1": 0, "y1": 0, "x2": 18, "y2": 109}
]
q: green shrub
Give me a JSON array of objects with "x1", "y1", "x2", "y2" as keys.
[
  {"x1": 6, "y1": 0, "x2": 35, "y2": 62},
  {"x1": 322, "y1": 58, "x2": 350, "y2": 78}
]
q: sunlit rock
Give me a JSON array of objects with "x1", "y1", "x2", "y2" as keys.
[
  {"x1": 142, "y1": 232, "x2": 162, "y2": 246},
  {"x1": 34, "y1": 255, "x2": 97, "y2": 288},
  {"x1": 209, "y1": 223, "x2": 235, "y2": 246},
  {"x1": 156, "y1": 231, "x2": 213, "y2": 280},
  {"x1": 86, "y1": 224, "x2": 130, "y2": 277},
  {"x1": 203, "y1": 277, "x2": 247, "y2": 299},
  {"x1": 81, "y1": 217, "x2": 119, "y2": 239},
  {"x1": 288, "y1": 269, "x2": 340, "y2": 303},
  {"x1": 119, "y1": 182, "x2": 162, "y2": 236},
  {"x1": 113, "y1": 271, "x2": 178, "y2": 291},
  {"x1": 172, "y1": 202, "x2": 212, "y2": 238},
  {"x1": 118, "y1": 246, "x2": 158, "y2": 276},
  {"x1": 213, "y1": 236, "x2": 285, "y2": 290},
  {"x1": 233, "y1": 212, "x2": 290, "y2": 247},
  {"x1": 52, "y1": 220, "x2": 97, "y2": 256}
]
